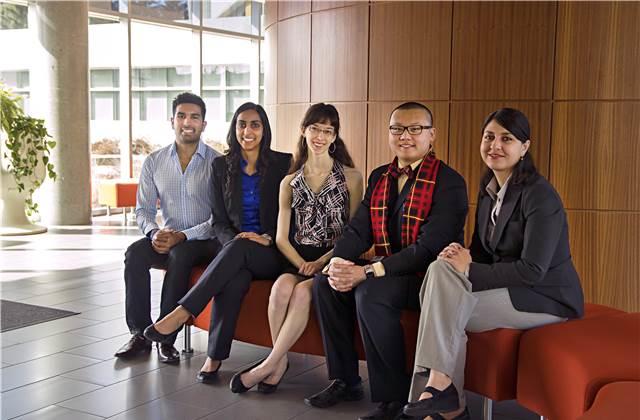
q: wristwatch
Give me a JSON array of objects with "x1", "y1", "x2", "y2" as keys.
[{"x1": 363, "y1": 264, "x2": 376, "y2": 279}]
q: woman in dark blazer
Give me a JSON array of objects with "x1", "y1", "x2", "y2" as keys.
[
  {"x1": 402, "y1": 108, "x2": 584, "y2": 420},
  {"x1": 144, "y1": 102, "x2": 291, "y2": 381}
]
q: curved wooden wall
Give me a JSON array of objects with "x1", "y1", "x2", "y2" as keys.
[{"x1": 264, "y1": 1, "x2": 640, "y2": 312}]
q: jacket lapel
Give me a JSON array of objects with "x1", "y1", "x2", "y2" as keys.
[
  {"x1": 229, "y1": 168, "x2": 243, "y2": 229},
  {"x1": 489, "y1": 183, "x2": 523, "y2": 251},
  {"x1": 477, "y1": 195, "x2": 491, "y2": 252}
]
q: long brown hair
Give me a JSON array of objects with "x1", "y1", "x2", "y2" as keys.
[{"x1": 289, "y1": 103, "x2": 355, "y2": 174}]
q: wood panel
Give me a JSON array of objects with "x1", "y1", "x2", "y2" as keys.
[
  {"x1": 274, "y1": 103, "x2": 310, "y2": 154},
  {"x1": 277, "y1": 15, "x2": 311, "y2": 104},
  {"x1": 369, "y1": 2, "x2": 452, "y2": 101},
  {"x1": 366, "y1": 101, "x2": 449, "y2": 176},
  {"x1": 263, "y1": 0, "x2": 278, "y2": 30},
  {"x1": 567, "y1": 211, "x2": 640, "y2": 312},
  {"x1": 555, "y1": 2, "x2": 640, "y2": 100},
  {"x1": 551, "y1": 102, "x2": 640, "y2": 211},
  {"x1": 449, "y1": 102, "x2": 552, "y2": 205},
  {"x1": 264, "y1": 25, "x2": 277, "y2": 105},
  {"x1": 332, "y1": 102, "x2": 368, "y2": 174},
  {"x1": 311, "y1": 5, "x2": 368, "y2": 102},
  {"x1": 451, "y1": 2, "x2": 555, "y2": 100},
  {"x1": 312, "y1": 1, "x2": 360, "y2": 12},
  {"x1": 278, "y1": 0, "x2": 311, "y2": 21}
]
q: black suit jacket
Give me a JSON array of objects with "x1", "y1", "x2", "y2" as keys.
[
  {"x1": 333, "y1": 161, "x2": 469, "y2": 276},
  {"x1": 469, "y1": 174, "x2": 584, "y2": 318},
  {"x1": 211, "y1": 151, "x2": 292, "y2": 245}
]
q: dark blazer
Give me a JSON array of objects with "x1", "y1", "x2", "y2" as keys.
[
  {"x1": 334, "y1": 161, "x2": 469, "y2": 276},
  {"x1": 211, "y1": 151, "x2": 292, "y2": 245},
  {"x1": 469, "y1": 173, "x2": 584, "y2": 319}
]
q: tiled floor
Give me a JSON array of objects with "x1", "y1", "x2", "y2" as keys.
[{"x1": 0, "y1": 218, "x2": 539, "y2": 419}]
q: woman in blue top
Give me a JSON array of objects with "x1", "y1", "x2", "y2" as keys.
[
  {"x1": 229, "y1": 103, "x2": 363, "y2": 394},
  {"x1": 144, "y1": 102, "x2": 292, "y2": 382}
]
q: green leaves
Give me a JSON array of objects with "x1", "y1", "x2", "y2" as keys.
[{"x1": 1, "y1": 83, "x2": 58, "y2": 217}]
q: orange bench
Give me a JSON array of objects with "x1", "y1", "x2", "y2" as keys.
[{"x1": 182, "y1": 266, "x2": 634, "y2": 420}]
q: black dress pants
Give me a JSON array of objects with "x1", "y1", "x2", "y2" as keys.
[
  {"x1": 178, "y1": 238, "x2": 284, "y2": 360},
  {"x1": 124, "y1": 237, "x2": 219, "y2": 344},
  {"x1": 312, "y1": 272, "x2": 422, "y2": 403}
]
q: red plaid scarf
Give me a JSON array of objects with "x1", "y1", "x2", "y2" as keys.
[{"x1": 370, "y1": 155, "x2": 440, "y2": 257}]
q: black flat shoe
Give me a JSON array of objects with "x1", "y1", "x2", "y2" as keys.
[
  {"x1": 114, "y1": 335, "x2": 151, "y2": 358},
  {"x1": 229, "y1": 358, "x2": 266, "y2": 393},
  {"x1": 402, "y1": 383, "x2": 460, "y2": 417},
  {"x1": 143, "y1": 324, "x2": 181, "y2": 344},
  {"x1": 257, "y1": 362, "x2": 290, "y2": 394},
  {"x1": 157, "y1": 343, "x2": 180, "y2": 363},
  {"x1": 197, "y1": 361, "x2": 222, "y2": 384},
  {"x1": 358, "y1": 401, "x2": 404, "y2": 420}
]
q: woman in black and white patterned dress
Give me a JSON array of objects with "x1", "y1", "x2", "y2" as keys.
[{"x1": 230, "y1": 103, "x2": 363, "y2": 393}]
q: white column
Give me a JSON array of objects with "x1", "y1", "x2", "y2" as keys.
[{"x1": 30, "y1": 0, "x2": 91, "y2": 225}]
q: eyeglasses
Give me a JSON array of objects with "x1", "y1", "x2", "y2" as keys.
[
  {"x1": 389, "y1": 125, "x2": 432, "y2": 136},
  {"x1": 307, "y1": 125, "x2": 335, "y2": 138}
]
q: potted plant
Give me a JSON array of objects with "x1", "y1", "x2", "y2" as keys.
[{"x1": 1, "y1": 82, "x2": 57, "y2": 235}]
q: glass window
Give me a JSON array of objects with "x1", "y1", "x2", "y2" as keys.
[
  {"x1": 202, "y1": 0, "x2": 261, "y2": 36},
  {"x1": 91, "y1": 69, "x2": 119, "y2": 88},
  {"x1": 226, "y1": 89, "x2": 250, "y2": 121},
  {"x1": 226, "y1": 63, "x2": 250, "y2": 86},
  {"x1": 203, "y1": 64, "x2": 223, "y2": 87},
  {"x1": 91, "y1": 91, "x2": 120, "y2": 120},
  {"x1": 131, "y1": 21, "x2": 195, "y2": 178},
  {"x1": 130, "y1": 0, "x2": 198, "y2": 26},
  {"x1": 0, "y1": 2, "x2": 27, "y2": 30}
]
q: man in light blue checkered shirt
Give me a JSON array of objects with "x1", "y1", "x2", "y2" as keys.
[{"x1": 115, "y1": 92, "x2": 220, "y2": 363}]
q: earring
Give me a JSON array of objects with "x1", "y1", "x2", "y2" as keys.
[
  {"x1": 329, "y1": 142, "x2": 336, "y2": 154},
  {"x1": 520, "y1": 155, "x2": 524, "y2": 161}
]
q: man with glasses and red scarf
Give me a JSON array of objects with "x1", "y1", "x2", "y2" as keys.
[{"x1": 305, "y1": 102, "x2": 468, "y2": 420}]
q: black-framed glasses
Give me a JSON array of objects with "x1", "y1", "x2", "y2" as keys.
[{"x1": 389, "y1": 125, "x2": 432, "y2": 135}]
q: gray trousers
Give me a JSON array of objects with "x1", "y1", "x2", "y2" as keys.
[{"x1": 409, "y1": 259, "x2": 565, "y2": 404}]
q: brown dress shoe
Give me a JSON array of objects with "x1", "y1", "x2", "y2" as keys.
[{"x1": 114, "y1": 335, "x2": 152, "y2": 358}]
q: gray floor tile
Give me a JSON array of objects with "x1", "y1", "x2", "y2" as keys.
[
  {"x1": 64, "y1": 334, "x2": 134, "y2": 360},
  {"x1": 74, "y1": 290, "x2": 125, "y2": 307},
  {"x1": 1, "y1": 332, "x2": 100, "y2": 364},
  {"x1": 74, "y1": 304, "x2": 126, "y2": 322},
  {"x1": 50, "y1": 301, "x2": 103, "y2": 313},
  {"x1": 77, "y1": 280, "x2": 125, "y2": 294},
  {"x1": 20, "y1": 288, "x2": 100, "y2": 306},
  {"x1": 1, "y1": 336, "x2": 20, "y2": 348},
  {"x1": 62, "y1": 356, "x2": 166, "y2": 386},
  {"x1": 1, "y1": 352, "x2": 102, "y2": 392},
  {"x1": 13, "y1": 405, "x2": 105, "y2": 420},
  {"x1": 0, "y1": 377, "x2": 102, "y2": 419},
  {"x1": 0, "y1": 289, "x2": 36, "y2": 300},
  {"x1": 163, "y1": 382, "x2": 242, "y2": 413},
  {"x1": 58, "y1": 368, "x2": 199, "y2": 417},
  {"x1": 69, "y1": 318, "x2": 130, "y2": 339},
  {"x1": 0, "y1": 316, "x2": 100, "y2": 344},
  {"x1": 107, "y1": 398, "x2": 210, "y2": 420}
]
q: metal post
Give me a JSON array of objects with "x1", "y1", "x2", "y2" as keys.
[
  {"x1": 182, "y1": 324, "x2": 193, "y2": 354},
  {"x1": 483, "y1": 397, "x2": 493, "y2": 420}
]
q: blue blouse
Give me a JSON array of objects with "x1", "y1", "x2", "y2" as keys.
[{"x1": 240, "y1": 160, "x2": 262, "y2": 233}]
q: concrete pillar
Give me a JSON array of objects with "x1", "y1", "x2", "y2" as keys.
[{"x1": 30, "y1": 1, "x2": 91, "y2": 225}]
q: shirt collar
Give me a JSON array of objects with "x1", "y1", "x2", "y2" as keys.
[
  {"x1": 486, "y1": 175, "x2": 512, "y2": 201},
  {"x1": 169, "y1": 140, "x2": 205, "y2": 159},
  {"x1": 398, "y1": 158, "x2": 424, "y2": 171}
]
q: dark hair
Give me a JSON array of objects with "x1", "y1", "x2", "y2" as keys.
[
  {"x1": 479, "y1": 108, "x2": 539, "y2": 193},
  {"x1": 224, "y1": 102, "x2": 274, "y2": 200},
  {"x1": 172, "y1": 92, "x2": 206, "y2": 120},
  {"x1": 290, "y1": 103, "x2": 355, "y2": 174},
  {"x1": 390, "y1": 101, "x2": 434, "y2": 126}
]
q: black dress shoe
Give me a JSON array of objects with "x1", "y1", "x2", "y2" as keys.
[
  {"x1": 257, "y1": 362, "x2": 290, "y2": 394},
  {"x1": 143, "y1": 324, "x2": 179, "y2": 344},
  {"x1": 157, "y1": 343, "x2": 180, "y2": 363},
  {"x1": 358, "y1": 401, "x2": 405, "y2": 420},
  {"x1": 304, "y1": 379, "x2": 364, "y2": 408},
  {"x1": 197, "y1": 361, "x2": 222, "y2": 384},
  {"x1": 402, "y1": 383, "x2": 459, "y2": 417},
  {"x1": 114, "y1": 335, "x2": 151, "y2": 358},
  {"x1": 229, "y1": 358, "x2": 266, "y2": 393}
]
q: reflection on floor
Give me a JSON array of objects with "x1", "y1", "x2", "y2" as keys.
[{"x1": 0, "y1": 217, "x2": 539, "y2": 419}]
